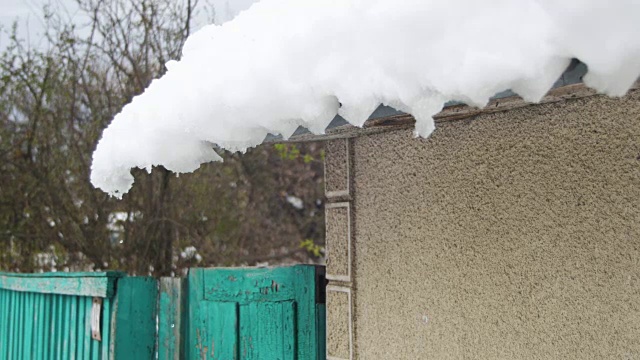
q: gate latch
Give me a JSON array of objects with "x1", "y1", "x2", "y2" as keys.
[{"x1": 91, "y1": 297, "x2": 103, "y2": 341}]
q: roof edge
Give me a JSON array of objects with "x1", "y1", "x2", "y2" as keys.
[{"x1": 275, "y1": 78, "x2": 639, "y2": 143}]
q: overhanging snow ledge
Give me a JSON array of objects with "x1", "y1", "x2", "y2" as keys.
[{"x1": 266, "y1": 61, "x2": 637, "y2": 143}]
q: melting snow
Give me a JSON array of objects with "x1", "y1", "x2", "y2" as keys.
[
  {"x1": 286, "y1": 195, "x2": 304, "y2": 210},
  {"x1": 181, "y1": 246, "x2": 203, "y2": 262},
  {"x1": 90, "y1": 0, "x2": 640, "y2": 197}
]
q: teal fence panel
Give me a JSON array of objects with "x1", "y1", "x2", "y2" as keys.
[
  {"x1": 0, "y1": 272, "x2": 121, "y2": 360},
  {"x1": 0, "y1": 266, "x2": 326, "y2": 360},
  {"x1": 0, "y1": 272, "x2": 158, "y2": 360}
]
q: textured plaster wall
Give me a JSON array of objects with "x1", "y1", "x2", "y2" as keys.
[{"x1": 350, "y1": 92, "x2": 640, "y2": 359}]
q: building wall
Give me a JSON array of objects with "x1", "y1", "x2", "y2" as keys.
[{"x1": 324, "y1": 91, "x2": 640, "y2": 359}]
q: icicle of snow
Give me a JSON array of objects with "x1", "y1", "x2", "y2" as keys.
[{"x1": 90, "y1": 0, "x2": 640, "y2": 197}]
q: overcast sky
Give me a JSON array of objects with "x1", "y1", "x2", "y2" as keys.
[{"x1": 0, "y1": 0, "x2": 259, "y2": 50}]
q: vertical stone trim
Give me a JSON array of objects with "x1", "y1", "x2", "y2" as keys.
[
  {"x1": 326, "y1": 285, "x2": 353, "y2": 360},
  {"x1": 325, "y1": 202, "x2": 351, "y2": 282},
  {"x1": 325, "y1": 138, "x2": 351, "y2": 200},
  {"x1": 324, "y1": 138, "x2": 355, "y2": 359}
]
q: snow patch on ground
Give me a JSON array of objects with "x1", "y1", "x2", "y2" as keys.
[
  {"x1": 286, "y1": 195, "x2": 304, "y2": 210},
  {"x1": 90, "y1": 0, "x2": 640, "y2": 197}
]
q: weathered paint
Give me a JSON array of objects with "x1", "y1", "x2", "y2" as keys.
[
  {"x1": 239, "y1": 301, "x2": 296, "y2": 359},
  {"x1": 110, "y1": 277, "x2": 158, "y2": 360},
  {"x1": 0, "y1": 272, "x2": 161, "y2": 360},
  {"x1": 186, "y1": 265, "x2": 325, "y2": 360},
  {"x1": 0, "y1": 272, "x2": 123, "y2": 297},
  {"x1": 1, "y1": 268, "x2": 326, "y2": 359},
  {"x1": 186, "y1": 267, "x2": 204, "y2": 360},
  {"x1": 158, "y1": 277, "x2": 187, "y2": 360},
  {"x1": 0, "y1": 289, "x2": 113, "y2": 359},
  {"x1": 201, "y1": 301, "x2": 239, "y2": 359}
]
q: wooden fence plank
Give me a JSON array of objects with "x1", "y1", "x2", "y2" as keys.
[
  {"x1": 101, "y1": 298, "x2": 111, "y2": 360},
  {"x1": 111, "y1": 277, "x2": 158, "y2": 360},
  {"x1": 158, "y1": 277, "x2": 186, "y2": 360},
  {"x1": 0, "y1": 272, "x2": 123, "y2": 298}
]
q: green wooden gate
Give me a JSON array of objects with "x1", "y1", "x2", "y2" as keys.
[{"x1": 159, "y1": 265, "x2": 326, "y2": 360}]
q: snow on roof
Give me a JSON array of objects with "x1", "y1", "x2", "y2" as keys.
[
  {"x1": 90, "y1": 0, "x2": 640, "y2": 198},
  {"x1": 270, "y1": 59, "x2": 591, "y2": 142}
]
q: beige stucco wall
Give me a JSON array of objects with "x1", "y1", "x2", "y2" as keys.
[{"x1": 325, "y1": 91, "x2": 640, "y2": 359}]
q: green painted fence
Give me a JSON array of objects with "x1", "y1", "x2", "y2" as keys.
[
  {"x1": 158, "y1": 265, "x2": 326, "y2": 360},
  {"x1": 0, "y1": 265, "x2": 326, "y2": 360},
  {"x1": 0, "y1": 272, "x2": 157, "y2": 360}
]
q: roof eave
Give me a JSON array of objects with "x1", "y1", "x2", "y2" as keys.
[{"x1": 266, "y1": 60, "x2": 636, "y2": 143}]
